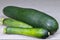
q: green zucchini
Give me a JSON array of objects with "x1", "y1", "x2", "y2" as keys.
[
  {"x1": 4, "y1": 27, "x2": 49, "y2": 39},
  {"x1": 3, "y1": 6, "x2": 58, "y2": 34},
  {"x1": 3, "y1": 18, "x2": 32, "y2": 28}
]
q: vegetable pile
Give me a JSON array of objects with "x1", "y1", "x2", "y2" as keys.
[{"x1": 2, "y1": 6, "x2": 59, "y2": 39}]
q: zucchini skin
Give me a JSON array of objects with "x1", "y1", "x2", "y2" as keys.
[
  {"x1": 3, "y1": 6, "x2": 59, "y2": 34},
  {"x1": 5, "y1": 27, "x2": 49, "y2": 39},
  {"x1": 3, "y1": 18, "x2": 33, "y2": 28}
]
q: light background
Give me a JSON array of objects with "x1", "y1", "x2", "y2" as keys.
[{"x1": 0, "y1": 0, "x2": 60, "y2": 39}]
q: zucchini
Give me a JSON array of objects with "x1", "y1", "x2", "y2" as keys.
[
  {"x1": 3, "y1": 6, "x2": 58, "y2": 34},
  {"x1": 4, "y1": 27, "x2": 49, "y2": 39},
  {"x1": 3, "y1": 18, "x2": 32, "y2": 28}
]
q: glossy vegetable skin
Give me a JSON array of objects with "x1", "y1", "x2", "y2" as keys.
[
  {"x1": 4, "y1": 27, "x2": 49, "y2": 39},
  {"x1": 3, "y1": 18, "x2": 32, "y2": 28},
  {"x1": 3, "y1": 6, "x2": 59, "y2": 34}
]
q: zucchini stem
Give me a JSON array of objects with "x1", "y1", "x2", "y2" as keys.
[
  {"x1": 48, "y1": 32, "x2": 50, "y2": 36},
  {"x1": 0, "y1": 18, "x2": 4, "y2": 25},
  {"x1": 4, "y1": 27, "x2": 6, "y2": 33}
]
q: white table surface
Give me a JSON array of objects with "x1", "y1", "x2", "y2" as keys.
[{"x1": 0, "y1": 0, "x2": 60, "y2": 40}]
